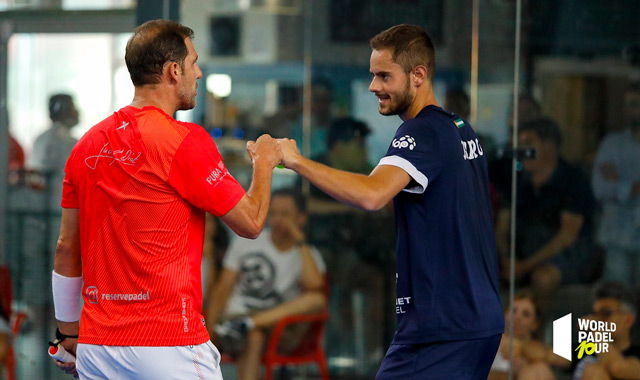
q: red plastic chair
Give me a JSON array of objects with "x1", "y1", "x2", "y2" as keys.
[
  {"x1": 0, "y1": 266, "x2": 28, "y2": 380},
  {"x1": 263, "y1": 311, "x2": 330, "y2": 380}
]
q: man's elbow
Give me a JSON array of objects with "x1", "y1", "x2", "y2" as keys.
[
  {"x1": 359, "y1": 191, "x2": 388, "y2": 211},
  {"x1": 234, "y1": 225, "x2": 261, "y2": 239},
  {"x1": 232, "y1": 220, "x2": 263, "y2": 239},
  {"x1": 54, "y1": 238, "x2": 77, "y2": 260}
]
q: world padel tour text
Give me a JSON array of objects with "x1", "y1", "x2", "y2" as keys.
[{"x1": 575, "y1": 318, "x2": 615, "y2": 359}]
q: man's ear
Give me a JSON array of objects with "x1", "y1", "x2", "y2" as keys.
[
  {"x1": 164, "y1": 61, "x2": 182, "y2": 83},
  {"x1": 411, "y1": 65, "x2": 427, "y2": 87}
]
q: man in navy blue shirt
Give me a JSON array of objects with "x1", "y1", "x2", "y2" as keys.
[{"x1": 278, "y1": 24, "x2": 504, "y2": 379}]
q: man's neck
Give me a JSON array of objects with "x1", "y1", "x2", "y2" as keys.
[
  {"x1": 400, "y1": 87, "x2": 439, "y2": 121},
  {"x1": 130, "y1": 85, "x2": 177, "y2": 116}
]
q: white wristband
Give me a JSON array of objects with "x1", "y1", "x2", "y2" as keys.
[{"x1": 52, "y1": 270, "x2": 83, "y2": 322}]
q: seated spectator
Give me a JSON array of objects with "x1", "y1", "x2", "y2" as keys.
[
  {"x1": 206, "y1": 188, "x2": 327, "y2": 380},
  {"x1": 489, "y1": 94, "x2": 543, "y2": 209},
  {"x1": 306, "y1": 117, "x2": 373, "y2": 215},
  {"x1": 489, "y1": 290, "x2": 570, "y2": 380},
  {"x1": 591, "y1": 82, "x2": 640, "y2": 287},
  {"x1": 573, "y1": 281, "x2": 640, "y2": 380},
  {"x1": 495, "y1": 118, "x2": 595, "y2": 294}
]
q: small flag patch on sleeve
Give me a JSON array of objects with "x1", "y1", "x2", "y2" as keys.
[{"x1": 454, "y1": 118, "x2": 465, "y2": 128}]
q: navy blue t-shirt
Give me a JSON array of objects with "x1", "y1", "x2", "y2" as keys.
[{"x1": 378, "y1": 105, "x2": 504, "y2": 344}]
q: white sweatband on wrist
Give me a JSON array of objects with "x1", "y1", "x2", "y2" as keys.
[{"x1": 52, "y1": 270, "x2": 83, "y2": 322}]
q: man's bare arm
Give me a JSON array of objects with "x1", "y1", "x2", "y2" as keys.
[
  {"x1": 53, "y1": 208, "x2": 82, "y2": 337},
  {"x1": 278, "y1": 138, "x2": 410, "y2": 211},
  {"x1": 221, "y1": 135, "x2": 282, "y2": 238}
]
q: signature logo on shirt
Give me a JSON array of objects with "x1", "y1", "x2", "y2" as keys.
[{"x1": 85, "y1": 142, "x2": 141, "y2": 170}]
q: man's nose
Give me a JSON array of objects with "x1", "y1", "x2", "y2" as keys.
[{"x1": 369, "y1": 77, "x2": 380, "y2": 93}]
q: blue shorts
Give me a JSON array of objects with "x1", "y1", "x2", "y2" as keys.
[{"x1": 375, "y1": 334, "x2": 501, "y2": 380}]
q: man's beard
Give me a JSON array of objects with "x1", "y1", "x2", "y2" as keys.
[
  {"x1": 178, "y1": 86, "x2": 197, "y2": 111},
  {"x1": 380, "y1": 79, "x2": 412, "y2": 116}
]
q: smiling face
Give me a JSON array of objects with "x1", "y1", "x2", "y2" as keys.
[
  {"x1": 176, "y1": 37, "x2": 202, "y2": 111},
  {"x1": 369, "y1": 48, "x2": 414, "y2": 118}
]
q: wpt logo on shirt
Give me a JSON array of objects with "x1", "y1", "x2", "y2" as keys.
[
  {"x1": 552, "y1": 314, "x2": 615, "y2": 361},
  {"x1": 392, "y1": 135, "x2": 416, "y2": 150}
]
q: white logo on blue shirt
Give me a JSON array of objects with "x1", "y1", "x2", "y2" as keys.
[{"x1": 392, "y1": 135, "x2": 416, "y2": 150}]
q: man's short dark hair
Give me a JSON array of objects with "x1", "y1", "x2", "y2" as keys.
[
  {"x1": 327, "y1": 117, "x2": 371, "y2": 150},
  {"x1": 595, "y1": 281, "x2": 637, "y2": 316},
  {"x1": 49, "y1": 93, "x2": 74, "y2": 122},
  {"x1": 272, "y1": 187, "x2": 306, "y2": 213},
  {"x1": 370, "y1": 24, "x2": 436, "y2": 82},
  {"x1": 520, "y1": 117, "x2": 562, "y2": 150},
  {"x1": 125, "y1": 19, "x2": 195, "y2": 86}
]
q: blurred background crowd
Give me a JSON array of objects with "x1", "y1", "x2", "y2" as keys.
[{"x1": 1, "y1": 1, "x2": 639, "y2": 379}]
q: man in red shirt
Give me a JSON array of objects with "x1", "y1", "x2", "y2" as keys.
[{"x1": 50, "y1": 20, "x2": 281, "y2": 379}]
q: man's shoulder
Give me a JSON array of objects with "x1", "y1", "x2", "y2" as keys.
[{"x1": 410, "y1": 106, "x2": 466, "y2": 135}]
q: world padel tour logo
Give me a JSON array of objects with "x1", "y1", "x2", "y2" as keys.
[{"x1": 553, "y1": 314, "x2": 616, "y2": 361}]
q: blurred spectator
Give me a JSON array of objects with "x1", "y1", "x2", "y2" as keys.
[
  {"x1": 444, "y1": 88, "x2": 470, "y2": 119},
  {"x1": 261, "y1": 78, "x2": 334, "y2": 158},
  {"x1": 28, "y1": 93, "x2": 79, "y2": 203},
  {"x1": 591, "y1": 82, "x2": 640, "y2": 287},
  {"x1": 489, "y1": 290, "x2": 569, "y2": 380},
  {"x1": 511, "y1": 94, "x2": 544, "y2": 130},
  {"x1": 489, "y1": 94, "x2": 544, "y2": 207},
  {"x1": 306, "y1": 117, "x2": 373, "y2": 211},
  {"x1": 206, "y1": 188, "x2": 326, "y2": 380},
  {"x1": 495, "y1": 118, "x2": 595, "y2": 294},
  {"x1": 573, "y1": 282, "x2": 640, "y2": 380}
]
